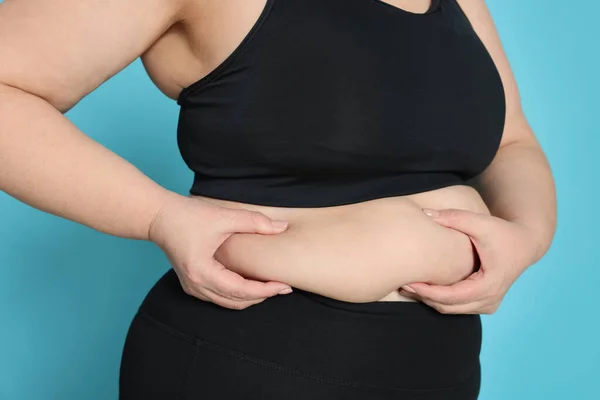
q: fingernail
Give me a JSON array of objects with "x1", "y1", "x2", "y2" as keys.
[
  {"x1": 422, "y1": 208, "x2": 439, "y2": 218},
  {"x1": 402, "y1": 285, "x2": 416, "y2": 293},
  {"x1": 279, "y1": 288, "x2": 293, "y2": 295},
  {"x1": 271, "y1": 220, "x2": 289, "y2": 229}
]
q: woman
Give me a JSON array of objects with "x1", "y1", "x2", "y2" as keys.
[{"x1": 0, "y1": 0, "x2": 556, "y2": 398}]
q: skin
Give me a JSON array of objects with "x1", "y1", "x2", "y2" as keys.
[
  {"x1": 210, "y1": 187, "x2": 487, "y2": 302},
  {"x1": 0, "y1": 0, "x2": 556, "y2": 310}
]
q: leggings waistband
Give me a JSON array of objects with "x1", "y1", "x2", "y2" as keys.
[{"x1": 136, "y1": 268, "x2": 482, "y2": 392}]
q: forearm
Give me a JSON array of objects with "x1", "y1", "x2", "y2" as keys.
[
  {"x1": 471, "y1": 127, "x2": 557, "y2": 262},
  {"x1": 216, "y1": 200, "x2": 477, "y2": 302},
  {"x1": 0, "y1": 83, "x2": 178, "y2": 240}
]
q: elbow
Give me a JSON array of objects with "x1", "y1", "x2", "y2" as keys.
[{"x1": 0, "y1": 80, "x2": 78, "y2": 114}]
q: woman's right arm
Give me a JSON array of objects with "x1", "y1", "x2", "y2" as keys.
[
  {"x1": 0, "y1": 0, "x2": 187, "y2": 239},
  {"x1": 0, "y1": 0, "x2": 293, "y2": 309}
]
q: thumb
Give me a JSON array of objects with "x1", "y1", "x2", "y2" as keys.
[
  {"x1": 225, "y1": 208, "x2": 289, "y2": 235},
  {"x1": 422, "y1": 208, "x2": 489, "y2": 241}
]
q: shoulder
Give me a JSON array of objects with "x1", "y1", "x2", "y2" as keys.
[{"x1": 0, "y1": 0, "x2": 189, "y2": 112}]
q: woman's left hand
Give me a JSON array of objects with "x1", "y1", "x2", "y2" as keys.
[{"x1": 399, "y1": 208, "x2": 541, "y2": 315}]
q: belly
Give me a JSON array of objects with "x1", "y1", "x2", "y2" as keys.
[{"x1": 189, "y1": 184, "x2": 490, "y2": 302}]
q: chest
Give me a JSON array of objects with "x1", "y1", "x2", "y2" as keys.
[{"x1": 176, "y1": 0, "x2": 506, "y2": 181}]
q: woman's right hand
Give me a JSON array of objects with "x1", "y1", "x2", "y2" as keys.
[{"x1": 147, "y1": 194, "x2": 293, "y2": 310}]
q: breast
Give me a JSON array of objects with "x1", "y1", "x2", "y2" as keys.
[{"x1": 176, "y1": 0, "x2": 506, "y2": 207}]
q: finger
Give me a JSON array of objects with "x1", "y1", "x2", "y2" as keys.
[
  {"x1": 403, "y1": 271, "x2": 488, "y2": 305},
  {"x1": 397, "y1": 289, "x2": 420, "y2": 300},
  {"x1": 178, "y1": 278, "x2": 264, "y2": 309},
  {"x1": 223, "y1": 208, "x2": 289, "y2": 235},
  {"x1": 197, "y1": 287, "x2": 267, "y2": 310},
  {"x1": 423, "y1": 208, "x2": 491, "y2": 242},
  {"x1": 398, "y1": 288, "x2": 482, "y2": 314},
  {"x1": 205, "y1": 260, "x2": 292, "y2": 301},
  {"x1": 420, "y1": 297, "x2": 489, "y2": 315},
  {"x1": 174, "y1": 268, "x2": 268, "y2": 309}
]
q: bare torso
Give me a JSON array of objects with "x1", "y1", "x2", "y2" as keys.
[{"x1": 141, "y1": 0, "x2": 490, "y2": 302}]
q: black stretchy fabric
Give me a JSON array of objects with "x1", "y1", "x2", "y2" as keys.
[
  {"x1": 176, "y1": 0, "x2": 506, "y2": 207},
  {"x1": 119, "y1": 0, "x2": 503, "y2": 397},
  {"x1": 120, "y1": 269, "x2": 482, "y2": 399}
]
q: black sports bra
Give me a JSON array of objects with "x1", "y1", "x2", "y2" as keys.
[{"x1": 176, "y1": 0, "x2": 506, "y2": 207}]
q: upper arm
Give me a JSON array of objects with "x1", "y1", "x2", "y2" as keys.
[
  {"x1": 0, "y1": 0, "x2": 185, "y2": 112},
  {"x1": 456, "y1": 0, "x2": 537, "y2": 147}
]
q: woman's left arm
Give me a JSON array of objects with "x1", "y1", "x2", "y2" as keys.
[
  {"x1": 461, "y1": 0, "x2": 556, "y2": 258},
  {"x1": 400, "y1": 0, "x2": 557, "y2": 313}
]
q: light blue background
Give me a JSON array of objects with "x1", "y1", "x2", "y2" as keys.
[{"x1": 0, "y1": 0, "x2": 598, "y2": 399}]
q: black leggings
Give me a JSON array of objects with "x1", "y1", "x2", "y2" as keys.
[{"x1": 119, "y1": 269, "x2": 482, "y2": 399}]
